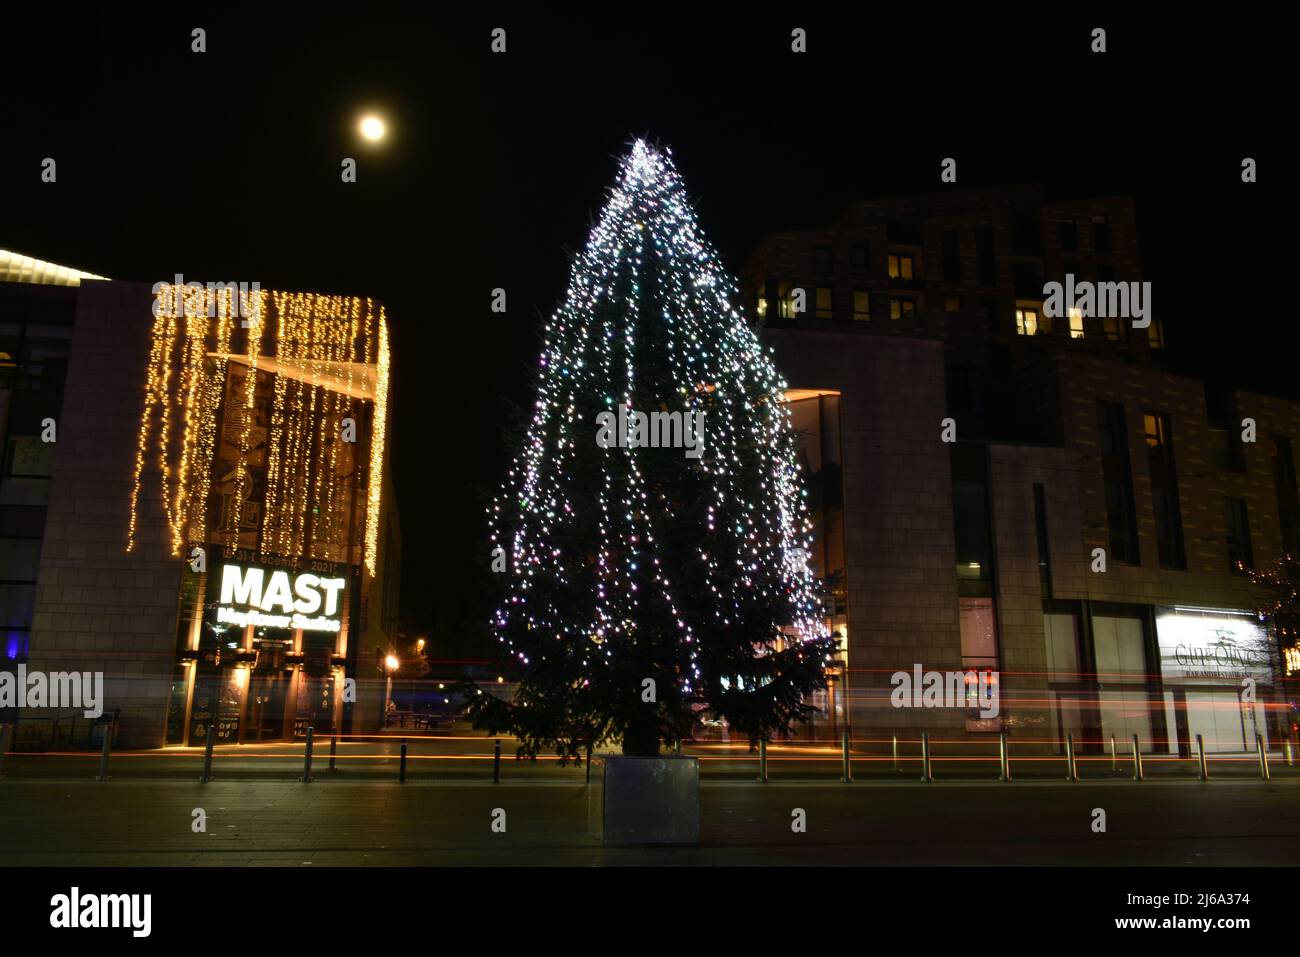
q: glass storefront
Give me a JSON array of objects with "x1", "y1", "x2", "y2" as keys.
[
  {"x1": 1155, "y1": 606, "x2": 1278, "y2": 754},
  {"x1": 163, "y1": 546, "x2": 357, "y2": 745}
]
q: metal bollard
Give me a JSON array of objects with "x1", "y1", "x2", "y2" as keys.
[
  {"x1": 892, "y1": 733, "x2": 899, "y2": 772},
  {"x1": 1284, "y1": 739, "x2": 1294, "y2": 767},
  {"x1": 1131, "y1": 733, "x2": 1143, "y2": 782},
  {"x1": 95, "y1": 719, "x2": 113, "y2": 781},
  {"x1": 840, "y1": 730, "x2": 853, "y2": 783},
  {"x1": 758, "y1": 738, "x2": 768, "y2": 783},
  {"x1": 300, "y1": 726, "x2": 314, "y2": 783},
  {"x1": 0, "y1": 723, "x2": 13, "y2": 780},
  {"x1": 920, "y1": 732, "x2": 932, "y2": 782},
  {"x1": 1257, "y1": 734, "x2": 1270, "y2": 780},
  {"x1": 1196, "y1": 733, "x2": 1209, "y2": 780},
  {"x1": 399, "y1": 739, "x2": 408, "y2": 783},
  {"x1": 1065, "y1": 734, "x2": 1079, "y2": 782},
  {"x1": 1110, "y1": 734, "x2": 1118, "y2": 772},
  {"x1": 998, "y1": 731, "x2": 1011, "y2": 782},
  {"x1": 200, "y1": 725, "x2": 216, "y2": 783},
  {"x1": 493, "y1": 738, "x2": 501, "y2": 783},
  {"x1": 329, "y1": 734, "x2": 338, "y2": 772}
]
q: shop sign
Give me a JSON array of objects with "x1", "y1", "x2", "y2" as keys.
[
  {"x1": 1155, "y1": 607, "x2": 1274, "y2": 685},
  {"x1": 215, "y1": 562, "x2": 345, "y2": 632}
]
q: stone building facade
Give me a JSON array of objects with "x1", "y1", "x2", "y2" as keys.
[
  {"x1": 745, "y1": 188, "x2": 1297, "y2": 756},
  {"x1": 2, "y1": 258, "x2": 401, "y2": 748}
]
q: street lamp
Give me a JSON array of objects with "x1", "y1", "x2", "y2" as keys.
[{"x1": 383, "y1": 654, "x2": 399, "y2": 724}]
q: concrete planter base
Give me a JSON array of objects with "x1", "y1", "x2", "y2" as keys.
[{"x1": 589, "y1": 754, "x2": 700, "y2": 844}]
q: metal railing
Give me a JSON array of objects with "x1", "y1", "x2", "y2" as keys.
[{"x1": 4, "y1": 727, "x2": 1295, "y2": 785}]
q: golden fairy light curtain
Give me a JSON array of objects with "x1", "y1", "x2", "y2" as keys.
[{"x1": 127, "y1": 285, "x2": 390, "y2": 576}]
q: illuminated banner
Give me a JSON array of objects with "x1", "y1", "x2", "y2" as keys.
[
  {"x1": 1155, "y1": 607, "x2": 1274, "y2": 685},
  {"x1": 215, "y1": 562, "x2": 345, "y2": 633}
]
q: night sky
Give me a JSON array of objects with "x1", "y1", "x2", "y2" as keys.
[{"x1": 1, "y1": 5, "x2": 1289, "y2": 649}]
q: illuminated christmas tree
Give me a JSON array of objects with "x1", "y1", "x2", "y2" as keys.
[{"x1": 467, "y1": 140, "x2": 836, "y2": 759}]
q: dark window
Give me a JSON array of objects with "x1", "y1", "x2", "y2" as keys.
[
  {"x1": 0, "y1": 583, "x2": 35, "y2": 630},
  {"x1": 1, "y1": 435, "x2": 54, "y2": 508},
  {"x1": 983, "y1": 298, "x2": 1001, "y2": 334},
  {"x1": 850, "y1": 240, "x2": 871, "y2": 272},
  {"x1": 814, "y1": 245, "x2": 833, "y2": 275},
  {"x1": 1204, "y1": 384, "x2": 1247, "y2": 473},
  {"x1": 1013, "y1": 262, "x2": 1043, "y2": 298},
  {"x1": 887, "y1": 219, "x2": 924, "y2": 245},
  {"x1": 1143, "y1": 412, "x2": 1186, "y2": 569},
  {"x1": 1271, "y1": 435, "x2": 1300, "y2": 558},
  {"x1": 1063, "y1": 259, "x2": 1080, "y2": 279},
  {"x1": 1010, "y1": 210, "x2": 1042, "y2": 255},
  {"x1": 1223, "y1": 497, "x2": 1254, "y2": 573},
  {"x1": 1092, "y1": 215, "x2": 1111, "y2": 255},
  {"x1": 951, "y1": 445, "x2": 993, "y2": 584},
  {"x1": 942, "y1": 229, "x2": 961, "y2": 282},
  {"x1": 1097, "y1": 402, "x2": 1140, "y2": 565},
  {"x1": 976, "y1": 226, "x2": 996, "y2": 286},
  {"x1": 1034, "y1": 484, "x2": 1052, "y2": 597},
  {"x1": 1096, "y1": 263, "x2": 1116, "y2": 283},
  {"x1": 946, "y1": 366, "x2": 972, "y2": 418},
  {"x1": 1060, "y1": 220, "x2": 1078, "y2": 250}
]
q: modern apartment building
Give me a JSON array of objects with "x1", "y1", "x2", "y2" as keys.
[{"x1": 743, "y1": 187, "x2": 1297, "y2": 756}]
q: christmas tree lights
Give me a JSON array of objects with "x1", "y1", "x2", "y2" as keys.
[{"x1": 472, "y1": 140, "x2": 836, "y2": 758}]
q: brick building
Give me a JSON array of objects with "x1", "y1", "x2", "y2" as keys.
[
  {"x1": 743, "y1": 187, "x2": 1297, "y2": 756},
  {"x1": 1, "y1": 252, "x2": 401, "y2": 748}
]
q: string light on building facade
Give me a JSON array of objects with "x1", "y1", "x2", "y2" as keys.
[{"x1": 127, "y1": 286, "x2": 390, "y2": 572}]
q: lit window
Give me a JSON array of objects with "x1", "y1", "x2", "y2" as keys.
[
  {"x1": 815, "y1": 287, "x2": 833, "y2": 319},
  {"x1": 853, "y1": 290, "x2": 871, "y2": 322},
  {"x1": 1143, "y1": 412, "x2": 1164, "y2": 449},
  {"x1": 890, "y1": 297, "x2": 916, "y2": 320},
  {"x1": 754, "y1": 291, "x2": 767, "y2": 321},
  {"x1": 945, "y1": 295, "x2": 961, "y2": 313},
  {"x1": 1016, "y1": 307, "x2": 1040, "y2": 335},
  {"x1": 1068, "y1": 306, "x2": 1085, "y2": 339},
  {"x1": 1102, "y1": 315, "x2": 1125, "y2": 342},
  {"x1": 777, "y1": 282, "x2": 799, "y2": 319},
  {"x1": 1147, "y1": 319, "x2": 1164, "y2": 349},
  {"x1": 888, "y1": 254, "x2": 914, "y2": 280}
]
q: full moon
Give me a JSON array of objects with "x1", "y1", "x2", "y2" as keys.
[{"x1": 359, "y1": 115, "x2": 386, "y2": 142}]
